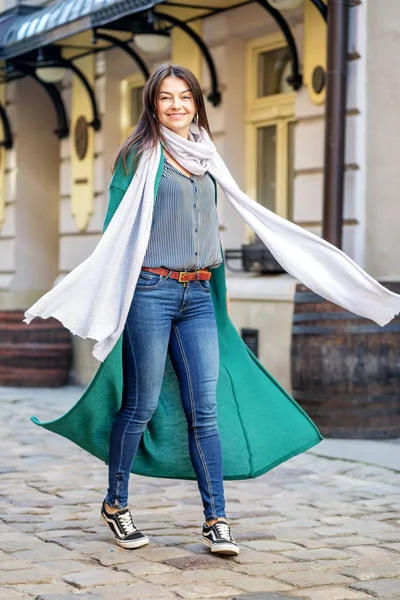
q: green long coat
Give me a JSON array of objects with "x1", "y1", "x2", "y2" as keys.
[{"x1": 32, "y1": 149, "x2": 323, "y2": 480}]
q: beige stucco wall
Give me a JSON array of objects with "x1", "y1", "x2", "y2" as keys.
[
  {"x1": 0, "y1": 78, "x2": 59, "y2": 309},
  {"x1": 364, "y1": 0, "x2": 400, "y2": 279}
]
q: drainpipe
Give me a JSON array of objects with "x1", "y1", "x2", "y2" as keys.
[{"x1": 322, "y1": 0, "x2": 349, "y2": 248}]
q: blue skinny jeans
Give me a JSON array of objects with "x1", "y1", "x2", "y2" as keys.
[{"x1": 105, "y1": 269, "x2": 226, "y2": 521}]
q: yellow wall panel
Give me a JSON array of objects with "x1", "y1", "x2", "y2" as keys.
[
  {"x1": 303, "y1": 0, "x2": 327, "y2": 105},
  {"x1": 159, "y1": 6, "x2": 203, "y2": 82},
  {"x1": 0, "y1": 84, "x2": 6, "y2": 231},
  {"x1": 171, "y1": 20, "x2": 202, "y2": 81},
  {"x1": 71, "y1": 54, "x2": 95, "y2": 231}
]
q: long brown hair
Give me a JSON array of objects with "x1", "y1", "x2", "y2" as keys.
[{"x1": 113, "y1": 64, "x2": 212, "y2": 173}]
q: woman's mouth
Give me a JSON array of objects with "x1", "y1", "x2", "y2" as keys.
[{"x1": 167, "y1": 113, "x2": 186, "y2": 119}]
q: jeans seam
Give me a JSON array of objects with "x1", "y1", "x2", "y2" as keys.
[
  {"x1": 111, "y1": 324, "x2": 139, "y2": 507},
  {"x1": 173, "y1": 323, "x2": 217, "y2": 519}
]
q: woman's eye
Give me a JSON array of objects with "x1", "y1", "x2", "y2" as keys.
[{"x1": 182, "y1": 96, "x2": 191, "y2": 99}]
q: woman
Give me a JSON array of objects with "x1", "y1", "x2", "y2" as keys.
[
  {"x1": 26, "y1": 64, "x2": 400, "y2": 558},
  {"x1": 100, "y1": 64, "x2": 238, "y2": 555}
]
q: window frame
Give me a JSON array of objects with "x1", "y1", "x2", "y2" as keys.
[
  {"x1": 246, "y1": 33, "x2": 296, "y2": 240},
  {"x1": 120, "y1": 73, "x2": 146, "y2": 142}
]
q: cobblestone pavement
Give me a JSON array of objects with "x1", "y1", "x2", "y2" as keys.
[{"x1": 1, "y1": 387, "x2": 400, "y2": 600}]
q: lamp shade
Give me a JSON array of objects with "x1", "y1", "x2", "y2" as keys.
[
  {"x1": 268, "y1": 0, "x2": 304, "y2": 10},
  {"x1": 35, "y1": 66, "x2": 66, "y2": 83},
  {"x1": 133, "y1": 32, "x2": 171, "y2": 53}
]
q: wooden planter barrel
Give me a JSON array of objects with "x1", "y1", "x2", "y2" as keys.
[
  {"x1": 0, "y1": 311, "x2": 72, "y2": 387},
  {"x1": 291, "y1": 283, "x2": 400, "y2": 439}
]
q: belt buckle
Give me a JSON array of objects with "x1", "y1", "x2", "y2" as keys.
[{"x1": 178, "y1": 271, "x2": 190, "y2": 283}]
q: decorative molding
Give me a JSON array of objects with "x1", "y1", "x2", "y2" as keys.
[
  {"x1": 304, "y1": 0, "x2": 327, "y2": 105},
  {"x1": 71, "y1": 55, "x2": 95, "y2": 232}
]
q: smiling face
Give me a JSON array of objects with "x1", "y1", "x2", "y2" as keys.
[{"x1": 156, "y1": 76, "x2": 196, "y2": 138}]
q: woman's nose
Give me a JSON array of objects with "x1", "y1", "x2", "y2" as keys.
[{"x1": 171, "y1": 97, "x2": 182, "y2": 109}]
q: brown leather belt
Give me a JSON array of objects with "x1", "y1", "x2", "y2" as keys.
[{"x1": 142, "y1": 267, "x2": 211, "y2": 282}]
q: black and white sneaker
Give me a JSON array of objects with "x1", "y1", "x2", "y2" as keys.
[
  {"x1": 101, "y1": 500, "x2": 149, "y2": 549},
  {"x1": 202, "y1": 520, "x2": 239, "y2": 556}
]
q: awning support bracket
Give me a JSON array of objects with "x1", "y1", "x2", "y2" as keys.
[
  {"x1": 255, "y1": 0, "x2": 302, "y2": 90},
  {"x1": 310, "y1": 0, "x2": 328, "y2": 22},
  {"x1": 93, "y1": 31, "x2": 150, "y2": 80},
  {"x1": 0, "y1": 102, "x2": 13, "y2": 149},
  {"x1": 11, "y1": 61, "x2": 69, "y2": 139},
  {"x1": 153, "y1": 10, "x2": 222, "y2": 106},
  {"x1": 60, "y1": 59, "x2": 101, "y2": 131}
]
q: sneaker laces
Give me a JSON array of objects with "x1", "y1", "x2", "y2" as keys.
[
  {"x1": 117, "y1": 510, "x2": 137, "y2": 535},
  {"x1": 215, "y1": 521, "x2": 231, "y2": 540}
]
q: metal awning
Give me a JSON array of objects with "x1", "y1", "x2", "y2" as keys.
[{"x1": 0, "y1": 0, "x2": 163, "y2": 59}]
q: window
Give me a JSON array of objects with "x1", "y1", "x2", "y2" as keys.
[
  {"x1": 121, "y1": 74, "x2": 145, "y2": 141},
  {"x1": 246, "y1": 33, "x2": 296, "y2": 241},
  {"x1": 257, "y1": 46, "x2": 292, "y2": 98},
  {"x1": 257, "y1": 125, "x2": 277, "y2": 212}
]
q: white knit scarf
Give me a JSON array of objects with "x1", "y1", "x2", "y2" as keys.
[{"x1": 24, "y1": 124, "x2": 400, "y2": 362}]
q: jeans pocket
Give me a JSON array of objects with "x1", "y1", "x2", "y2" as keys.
[
  {"x1": 136, "y1": 270, "x2": 164, "y2": 289},
  {"x1": 198, "y1": 279, "x2": 211, "y2": 292}
]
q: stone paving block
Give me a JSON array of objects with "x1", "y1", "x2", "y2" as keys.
[
  {"x1": 220, "y1": 576, "x2": 291, "y2": 594},
  {"x1": 350, "y1": 579, "x2": 400, "y2": 597},
  {"x1": 151, "y1": 534, "x2": 196, "y2": 545},
  {"x1": 18, "y1": 582, "x2": 75, "y2": 596},
  {"x1": 38, "y1": 529, "x2": 88, "y2": 540},
  {"x1": 117, "y1": 561, "x2": 179, "y2": 575},
  {"x1": 0, "y1": 536, "x2": 45, "y2": 552},
  {"x1": 275, "y1": 571, "x2": 355, "y2": 588},
  {"x1": 0, "y1": 559, "x2": 33, "y2": 570},
  {"x1": 63, "y1": 540, "x2": 117, "y2": 554},
  {"x1": 35, "y1": 595, "x2": 102, "y2": 600},
  {"x1": 2, "y1": 513, "x2": 48, "y2": 523},
  {"x1": 0, "y1": 589, "x2": 30, "y2": 600},
  {"x1": 311, "y1": 536, "x2": 373, "y2": 548},
  {"x1": 231, "y1": 549, "x2": 298, "y2": 565},
  {"x1": 314, "y1": 526, "x2": 358, "y2": 537},
  {"x1": 13, "y1": 546, "x2": 84, "y2": 562},
  {"x1": 0, "y1": 569, "x2": 52, "y2": 585},
  {"x1": 294, "y1": 586, "x2": 373, "y2": 599},
  {"x1": 242, "y1": 540, "x2": 303, "y2": 552},
  {"x1": 371, "y1": 532, "x2": 400, "y2": 542},
  {"x1": 180, "y1": 568, "x2": 243, "y2": 581},
  {"x1": 183, "y1": 542, "x2": 213, "y2": 555},
  {"x1": 134, "y1": 546, "x2": 196, "y2": 562},
  {"x1": 164, "y1": 553, "x2": 231, "y2": 570},
  {"x1": 41, "y1": 560, "x2": 96, "y2": 574},
  {"x1": 234, "y1": 530, "x2": 276, "y2": 542},
  {"x1": 90, "y1": 582, "x2": 177, "y2": 599},
  {"x1": 385, "y1": 542, "x2": 400, "y2": 552},
  {"x1": 62, "y1": 568, "x2": 135, "y2": 588},
  {"x1": 349, "y1": 545, "x2": 400, "y2": 560},
  {"x1": 282, "y1": 548, "x2": 351, "y2": 562},
  {"x1": 341, "y1": 563, "x2": 400, "y2": 581},
  {"x1": 141, "y1": 571, "x2": 190, "y2": 586},
  {"x1": 174, "y1": 582, "x2": 242, "y2": 598},
  {"x1": 94, "y1": 550, "x2": 146, "y2": 567},
  {"x1": 231, "y1": 595, "x2": 302, "y2": 600}
]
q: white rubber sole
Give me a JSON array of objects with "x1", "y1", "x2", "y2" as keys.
[
  {"x1": 202, "y1": 536, "x2": 239, "y2": 556},
  {"x1": 101, "y1": 514, "x2": 149, "y2": 549}
]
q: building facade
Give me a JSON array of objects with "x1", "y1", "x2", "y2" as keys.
[{"x1": 0, "y1": 0, "x2": 397, "y2": 390}]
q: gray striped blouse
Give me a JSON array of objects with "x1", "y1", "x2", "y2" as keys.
[{"x1": 142, "y1": 157, "x2": 223, "y2": 271}]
